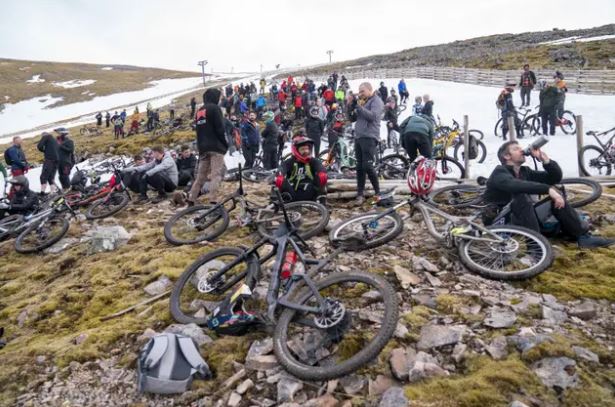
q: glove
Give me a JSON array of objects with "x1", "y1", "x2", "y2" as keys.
[
  {"x1": 317, "y1": 195, "x2": 327, "y2": 206},
  {"x1": 317, "y1": 171, "x2": 328, "y2": 186},
  {"x1": 275, "y1": 174, "x2": 284, "y2": 189}
]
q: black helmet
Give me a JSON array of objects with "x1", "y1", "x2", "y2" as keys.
[{"x1": 9, "y1": 175, "x2": 29, "y2": 189}]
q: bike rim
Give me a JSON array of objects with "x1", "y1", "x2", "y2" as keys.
[
  {"x1": 259, "y1": 203, "x2": 325, "y2": 238},
  {"x1": 168, "y1": 206, "x2": 225, "y2": 243},
  {"x1": 462, "y1": 227, "x2": 548, "y2": 274},
  {"x1": 90, "y1": 193, "x2": 126, "y2": 217},
  {"x1": 581, "y1": 147, "x2": 611, "y2": 176},
  {"x1": 19, "y1": 218, "x2": 66, "y2": 250},
  {"x1": 331, "y1": 214, "x2": 400, "y2": 245}
]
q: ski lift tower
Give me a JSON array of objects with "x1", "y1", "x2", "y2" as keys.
[
  {"x1": 326, "y1": 50, "x2": 334, "y2": 64},
  {"x1": 197, "y1": 60, "x2": 208, "y2": 86}
]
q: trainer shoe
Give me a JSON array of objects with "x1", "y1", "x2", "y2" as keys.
[{"x1": 577, "y1": 233, "x2": 615, "y2": 249}]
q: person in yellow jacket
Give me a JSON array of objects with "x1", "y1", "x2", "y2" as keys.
[{"x1": 554, "y1": 71, "x2": 568, "y2": 119}]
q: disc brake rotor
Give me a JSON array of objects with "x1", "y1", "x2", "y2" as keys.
[{"x1": 314, "y1": 300, "x2": 346, "y2": 329}]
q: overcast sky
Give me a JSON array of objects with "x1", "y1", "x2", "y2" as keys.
[{"x1": 1, "y1": 0, "x2": 614, "y2": 74}]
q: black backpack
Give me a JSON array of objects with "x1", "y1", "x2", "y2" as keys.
[
  {"x1": 467, "y1": 134, "x2": 479, "y2": 160},
  {"x1": 137, "y1": 333, "x2": 211, "y2": 394}
]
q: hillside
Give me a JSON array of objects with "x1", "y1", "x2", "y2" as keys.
[
  {"x1": 286, "y1": 24, "x2": 615, "y2": 78},
  {"x1": 0, "y1": 58, "x2": 201, "y2": 110}
]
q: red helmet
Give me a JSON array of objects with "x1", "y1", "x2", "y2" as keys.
[
  {"x1": 407, "y1": 157, "x2": 437, "y2": 196},
  {"x1": 291, "y1": 136, "x2": 314, "y2": 164}
]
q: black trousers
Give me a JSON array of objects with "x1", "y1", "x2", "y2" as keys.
[
  {"x1": 59, "y1": 163, "x2": 73, "y2": 189},
  {"x1": 402, "y1": 132, "x2": 432, "y2": 162},
  {"x1": 262, "y1": 145, "x2": 278, "y2": 170},
  {"x1": 139, "y1": 172, "x2": 176, "y2": 196},
  {"x1": 502, "y1": 115, "x2": 523, "y2": 140},
  {"x1": 177, "y1": 169, "x2": 194, "y2": 187},
  {"x1": 355, "y1": 137, "x2": 380, "y2": 196},
  {"x1": 243, "y1": 144, "x2": 258, "y2": 169},
  {"x1": 520, "y1": 87, "x2": 532, "y2": 106},
  {"x1": 40, "y1": 159, "x2": 58, "y2": 185},
  {"x1": 510, "y1": 194, "x2": 587, "y2": 239},
  {"x1": 307, "y1": 135, "x2": 321, "y2": 157},
  {"x1": 280, "y1": 178, "x2": 325, "y2": 202},
  {"x1": 540, "y1": 109, "x2": 556, "y2": 135}
]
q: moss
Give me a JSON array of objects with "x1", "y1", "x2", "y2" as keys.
[
  {"x1": 404, "y1": 356, "x2": 556, "y2": 407},
  {"x1": 521, "y1": 334, "x2": 575, "y2": 364}
]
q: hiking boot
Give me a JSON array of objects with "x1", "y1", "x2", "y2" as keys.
[
  {"x1": 577, "y1": 234, "x2": 615, "y2": 249},
  {"x1": 355, "y1": 195, "x2": 365, "y2": 205},
  {"x1": 150, "y1": 193, "x2": 168, "y2": 204},
  {"x1": 135, "y1": 195, "x2": 150, "y2": 204}
]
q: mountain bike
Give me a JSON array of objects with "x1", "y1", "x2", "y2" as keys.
[
  {"x1": 164, "y1": 164, "x2": 329, "y2": 245},
  {"x1": 494, "y1": 106, "x2": 536, "y2": 139},
  {"x1": 169, "y1": 189, "x2": 398, "y2": 381},
  {"x1": 434, "y1": 118, "x2": 486, "y2": 163},
  {"x1": 329, "y1": 189, "x2": 554, "y2": 280},
  {"x1": 579, "y1": 127, "x2": 615, "y2": 176},
  {"x1": 79, "y1": 125, "x2": 102, "y2": 136},
  {"x1": 526, "y1": 110, "x2": 577, "y2": 136}
]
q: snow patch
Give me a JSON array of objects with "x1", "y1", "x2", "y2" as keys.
[
  {"x1": 26, "y1": 74, "x2": 45, "y2": 83},
  {"x1": 575, "y1": 34, "x2": 615, "y2": 43},
  {"x1": 52, "y1": 79, "x2": 97, "y2": 89},
  {"x1": 540, "y1": 34, "x2": 615, "y2": 46},
  {"x1": 101, "y1": 67, "x2": 114, "y2": 70}
]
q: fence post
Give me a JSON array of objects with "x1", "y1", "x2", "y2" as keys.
[
  {"x1": 576, "y1": 115, "x2": 584, "y2": 177},
  {"x1": 463, "y1": 115, "x2": 470, "y2": 179},
  {"x1": 506, "y1": 116, "x2": 517, "y2": 141}
]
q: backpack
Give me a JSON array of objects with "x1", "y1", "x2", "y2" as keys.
[
  {"x1": 137, "y1": 333, "x2": 211, "y2": 394},
  {"x1": 495, "y1": 92, "x2": 506, "y2": 110},
  {"x1": 4, "y1": 148, "x2": 13, "y2": 166},
  {"x1": 467, "y1": 134, "x2": 479, "y2": 160}
]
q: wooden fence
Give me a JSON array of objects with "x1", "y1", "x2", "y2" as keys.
[{"x1": 310, "y1": 67, "x2": 615, "y2": 95}]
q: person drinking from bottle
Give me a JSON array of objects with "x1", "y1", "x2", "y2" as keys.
[{"x1": 483, "y1": 141, "x2": 615, "y2": 248}]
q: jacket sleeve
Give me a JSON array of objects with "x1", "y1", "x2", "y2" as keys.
[
  {"x1": 489, "y1": 167, "x2": 551, "y2": 195},
  {"x1": 146, "y1": 156, "x2": 174, "y2": 177},
  {"x1": 10, "y1": 192, "x2": 37, "y2": 211},
  {"x1": 37, "y1": 136, "x2": 46, "y2": 153},
  {"x1": 355, "y1": 103, "x2": 379, "y2": 122},
  {"x1": 7, "y1": 148, "x2": 25, "y2": 169},
  {"x1": 134, "y1": 161, "x2": 155, "y2": 173},
  {"x1": 531, "y1": 72, "x2": 537, "y2": 85},
  {"x1": 525, "y1": 160, "x2": 562, "y2": 185},
  {"x1": 59, "y1": 139, "x2": 74, "y2": 154}
]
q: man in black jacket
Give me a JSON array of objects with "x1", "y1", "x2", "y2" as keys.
[
  {"x1": 378, "y1": 82, "x2": 388, "y2": 104},
  {"x1": 37, "y1": 131, "x2": 60, "y2": 194},
  {"x1": 484, "y1": 141, "x2": 615, "y2": 248},
  {"x1": 0, "y1": 176, "x2": 39, "y2": 218},
  {"x1": 518, "y1": 64, "x2": 537, "y2": 107},
  {"x1": 176, "y1": 145, "x2": 197, "y2": 187},
  {"x1": 187, "y1": 88, "x2": 228, "y2": 206},
  {"x1": 55, "y1": 127, "x2": 75, "y2": 190},
  {"x1": 261, "y1": 111, "x2": 279, "y2": 170},
  {"x1": 305, "y1": 106, "x2": 324, "y2": 156}
]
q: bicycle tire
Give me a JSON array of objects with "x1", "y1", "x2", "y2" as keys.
[
  {"x1": 15, "y1": 216, "x2": 70, "y2": 254},
  {"x1": 273, "y1": 271, "x2": 398, "y2": 381},
  {"x1": 242, "y1": 168, "x2": 275, "y2": 183},
  {"x1": 458, "y1": 224, "x2": 553, "y2": 280},
  {"x1": 437, "y1": 156, "x2": 465, "y2": 179},
  {"x1": 559, "y1": 111, "x2": 576, "y2": 135},
  {"x1": 579, "y1": 145, "x2": 611, "y2": 176},
  {"x1": 523, "y1": 115, "x2": 540, "y2": 137},
  {"x1": 256, "y1": 201, "x2": 330, "y2": 240},
  {"x1": 164, "y1": 204, "x2": 230, "y2": 245},
  {"x1": 80, "y1": 128, "x2": 87, "y2": 136},
  {"x1": 469, "y1": 129, "x2": 484, "y2": 141},
  {"x1": 329, "y1": 211, "x2": 404, "y2": 251},
  {"x1": 85, "y1": 191, "x2": 130, "y2": 220},
  {"x1": 429, "y1": 184, "x2": 484, "y2": 208},
  {"x1": 494, "y1": 117, "x2": 504, "y2": 138},
  {"x1": 169, "y1": 247, "x2": 260, "y2": 325},
  {"x1": 559, "y1": 178, "x2": 602, "y2": 208},
  {"x1": 0, "y1": 214, "x2": 24, "y2": 241},
  {"x1": 453, "y1": 140, "x2": 487, "y2": 164},
  {"x1": 379, "y1": 154, "x2": 409, "y2": 180}
]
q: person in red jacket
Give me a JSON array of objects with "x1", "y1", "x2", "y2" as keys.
[
  {"x1": 323, "y1": 88, "x2": 335, "y2": 107},
  {"x1": 294, "y1": 93, "x2": 303, "y2": 120},
  {"x1": 278, "y1": 90, "x2": 287, "y2": 111},
  {"x1": 275, "y1": 135, "x2": 327, "y2": 203}
]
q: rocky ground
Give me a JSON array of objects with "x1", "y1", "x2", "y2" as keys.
[{"x1": 2, "y1": 177, "x2": 615, "y2": 406}]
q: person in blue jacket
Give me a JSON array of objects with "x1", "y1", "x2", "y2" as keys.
[
  {"x1": 241, "y1": 112, "x2": 261, "y2": 168},
  {"x1": 398, "y1": 79, "x2": 409, "y2": 104}
]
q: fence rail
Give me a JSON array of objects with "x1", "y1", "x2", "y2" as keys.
[{"x1": 310, "y1": 66, "x2": 615, "y2": 95}]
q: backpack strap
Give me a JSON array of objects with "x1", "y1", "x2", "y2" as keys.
[
  {"x1": 177, "y1": 336, "x2": 211, "y2": 378},
  {"x1": 144, "y1": 334, "x2": 169, "y2": 369}
]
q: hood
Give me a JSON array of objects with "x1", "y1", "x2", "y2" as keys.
[{"x1": 203, "y1": 88, "x2": 222, "y2": 104}]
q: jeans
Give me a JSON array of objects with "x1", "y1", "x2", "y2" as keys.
[
  {"x1": 520, "y1": 87, "x2": 532, "y2": 106},
  {"x1": 189, "y1": 152, "x2": 226, "y2": 202},
  {"x1": 139, "y1": 172, "x2": 176, "y2": 196},
  {"x1": 355, "y1": 137, "x2": 380, "y2": 196}
]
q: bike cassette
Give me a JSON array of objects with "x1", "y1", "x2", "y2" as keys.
[
  {"x1": 313, "y1": 300, "x2": 346, "y2": 329},
  {"x1": 489, "y1": 238, "x2": 520, "y2": 254}
]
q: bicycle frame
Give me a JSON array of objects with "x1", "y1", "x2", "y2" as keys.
[{"x1": 587, "y1": 127, "x2": 615, "y2": 152}]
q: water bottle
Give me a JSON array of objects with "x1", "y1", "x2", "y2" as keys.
[{"x1": 523, "y1": 136, "x2": 549, "y2": 156}]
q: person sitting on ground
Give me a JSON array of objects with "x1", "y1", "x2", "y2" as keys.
[
  {"x1": 0, "y1": 176, "x2": 39, "y2": 218},
  {"x1": 176, "y1": 145, "x2": 197, "y2": 188},
  {"x1": 483, "y1": 141, "x2": 615, "y2": 248},
  {"x1": 125, "y1": 146, "x2": 178, "y2": 204},
  {"x1": 399, "y1": 113, "x2": 435, "y2": 163},
  {"x1": 275, "y1": 135, "x2": 327, "y2": 204}
]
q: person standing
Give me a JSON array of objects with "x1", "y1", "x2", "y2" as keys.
[
  {"x1": 95, "y1": 112, "x2": 103, "y2": 126},
  {"x1": 190, "y1": 97, "x2": 197, "y2": 118},
  {"x1": 261, "y1": 111, "x2": 279, "y2": 170},
  {"x1": 538, "y1": 82, "x2": 559, "y2": 136},
  {"x1": 518, "y1": 64, "x2": 537, "y2": 107},
  {"x1": 498, "y1": 82, "x2": 522, "y2": 140},
  {"x1": 4, "y1": 136, "x2": 28, "y2": 177},
  {"x1": 55, "y1": 128, "x2": 75, "y2": 191},
  {"x1": 353, "y1": 82, "x2": 384, "y2": 205},
  {"x1": 421, "y1": 94, "x2": 434, "y2": 117},
  {"x1": 399, "y1": 114, "x2": 434, "y2": 162},
  {"x1": 241, "y1": 112, "x2": 261, "y2": 169},
  {"x1": 188, "y1": 88, "x2": 228, "y2": 206},
  {"x1": 305, "y1": 106, "x2": 325, "y2": 156},
  {"x1": 398, "y1": 79, "x2": 409, "y2": 104},
  {"x1": 553, "y1": 71, "x2": 568, "y2": 119},
  {"x1": 105, "y1": 111, "x2": 111, "y2": 128},
  {"x1": 37, "y1": 131, "x2": 59, "y2": 195},
  {"x1": 378, "y1": 82, "x2": 388, "y2": 103}
]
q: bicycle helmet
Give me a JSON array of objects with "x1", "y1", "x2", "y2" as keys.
[
  {"x1": 554, "y1": 71, "x2": 564, "y2": 80},
  {"x1": 407, "y1": 157, "x2": 437, "y2": 196},
  {"x1": 334, "y1": 112, "x2": 345, "y2": 121},
  {"x1": 291, "y1": 136, "x2": 314, "y2": 164},
  {"x1": 8, "y1": 175, "x2": 29, "y2": 189},
  {"x1": 262, "y1": 111, "x2": 274, "y2": 122},
  {"x1": 309, "y1": 106, "x2": 320, "y2": 118}
]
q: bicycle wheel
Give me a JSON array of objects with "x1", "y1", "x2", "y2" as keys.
[
  {"x1": 469, "y1": 129, "x2": 484, "y2": 141},
  {"x1": 558, "y1": 178, "x2": 602, "y2": 208},
  {"x1": 494, "y1": 117, "x2": 504, "y2": 138},
  {"x1": 164, "y1": 204, "x2": 230, "y2": 245},
  {"x1": 559, "y1": 111, "x2": 576, "y2": 134},
  {"x1": 429, "y1": 184, "x2": 484, "y2": 208},
  {"x1": 15, "y1": 216, "x2": 70, "y2": 254},
  {"x1": 0, "y1": 214, "x2": 24, "y2": 241},
  {"x1": 80, "y1": 128, "x2": 87, "y2": 136},
  {"x1": 523, "y1": 115, "x2": 540, "y2": 137},
  {"x1": 329, "y1": 211, "x2": 404, "y2": 250},
  {"x1": 85, "y1": 191, "x2": 130, "y2": 220},
  {"x1": 378, "y1": 154, "x2": 409, "y2": 180},
  {"x1": 242, "y1": 168, "x2": 275, "y2": 183},
  {"x1": 256, "y1": 201, "x2": 330, "y2": 240},
  {"x1": 436, "y1": 156, "x2": 465, "y2": 179},
  {"x1": 169, "y1": 247, "x2": 260, "y2": 325},
  {"x1": 274, "y1": 271, "x2": 397, "y2": 381},
  {"x1": 579, "y1": 145, "x2": 611, "y2": 176},
  {"x1": 458, "y1": 224, "x2": 553, "y2": 280},
  {"x1": 453, "y1": 140, "x2": 487, "y2": 163}
]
